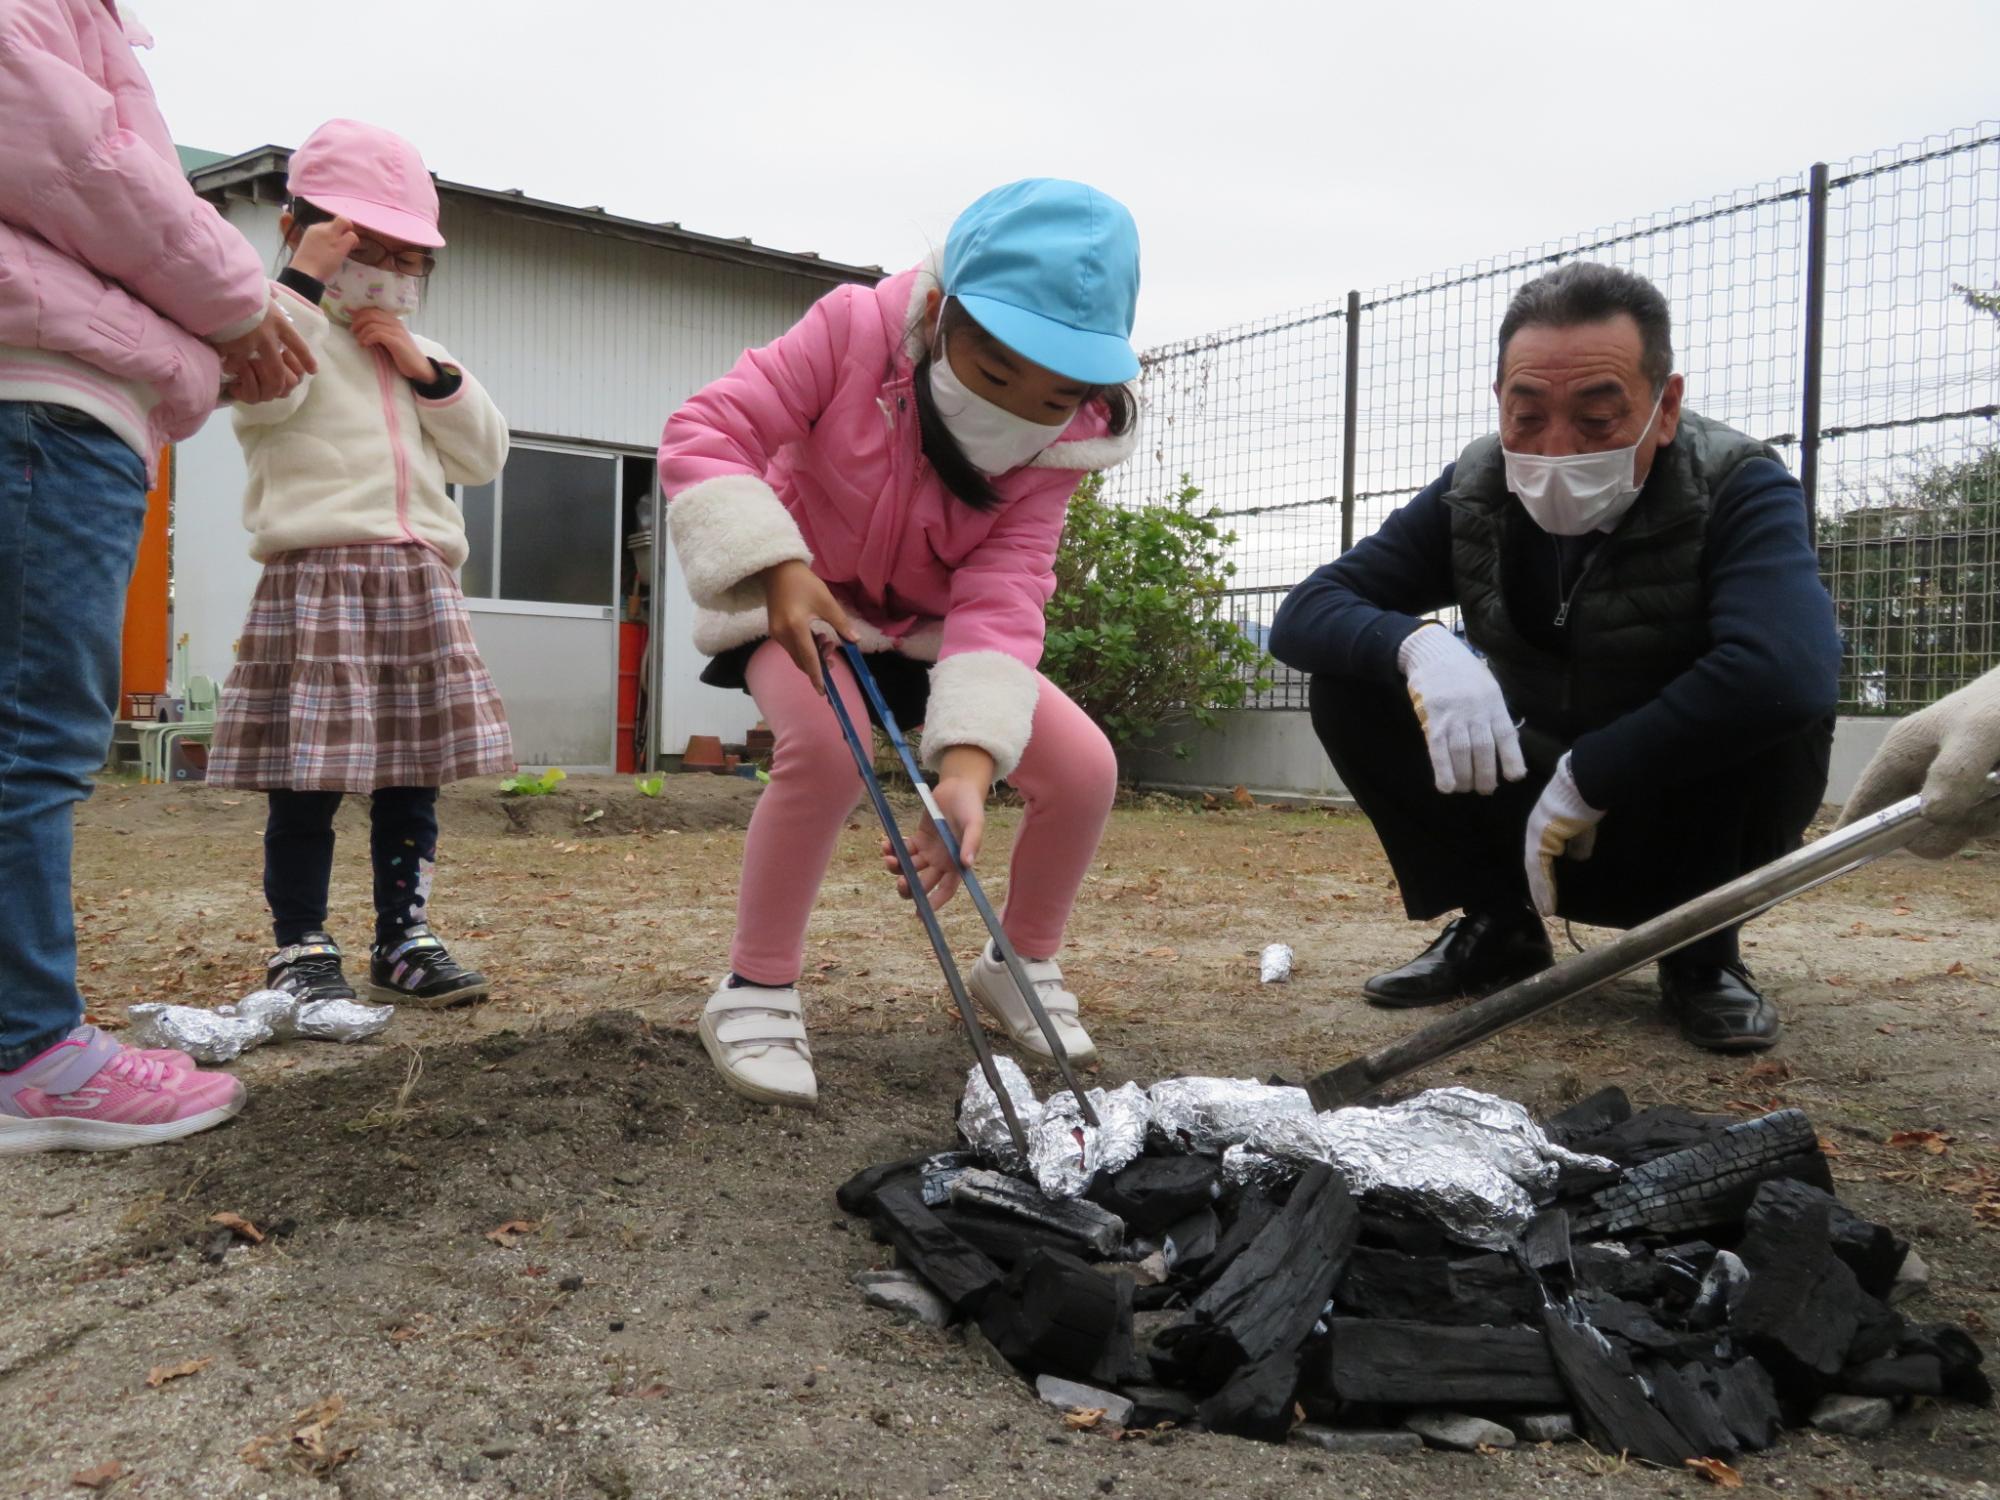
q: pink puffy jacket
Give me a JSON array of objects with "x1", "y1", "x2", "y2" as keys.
[
  {"x1": 658, "y1": 260, "x2": 1137, "y2": 778},
  {"x1": 0, "y1": 0, "x2": 269, "y2": 452}
]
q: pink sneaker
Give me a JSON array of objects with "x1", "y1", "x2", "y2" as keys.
[{"x1": 0, "y1": 1026, "x2": 246, "y2": 1154}]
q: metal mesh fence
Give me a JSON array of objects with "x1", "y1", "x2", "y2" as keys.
[{"x1": 1113, "y1": 122, "x2": 2000, "y2": 713}]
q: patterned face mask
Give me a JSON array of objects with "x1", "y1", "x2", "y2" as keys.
[{"x1": 323, "y1": 259, "x2": 422, "y2": 322}]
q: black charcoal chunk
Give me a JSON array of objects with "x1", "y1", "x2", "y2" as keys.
[
  {"x1": 1839, "y1": 1353, "x2": 1945, "y2": 1399},
  {"x1": 978, "y1": 1248, "x2": 1134, "y2": 1383},
  {"x1": 949, "y1": 1170, "x2": 1127, "y2": 1257},
  {"x1": 931, "y1": 1206, "x2": 1085, "y2": 1267},
  {"x1": 838, "y1": 1149, "x2": 951, "y2": 1215},
  {"x1": 1197, "y1": 1347, "x2": 1307, "y2": 1441},
  {"x1": 1541, "y1": 1300, "x2": 1698, "y2": 1467},
  {"x1": 869, "y1": 1184, "x2": 1003, "y2": 1312},
  {"x1": 1730, "y1": 1178, "x2": 1873, "y2": 1392},
  {"x1": 1087, "y1": 1155, "x2": 1219, "y2": 1235},
  {"x1": 1580, "y1": 1109, "x2": 1832, "y2": 1237},
  {"x1": 1159, "y1": 1164, "x2": 1357, "y2": 1390},
  {"x1": 1325, "y1": 1319, "x2": 1567, "y2": 1407},
  {"x1": 1544, "y1": 1086, "x2": 1633, "y2": 1146},
  {"x1": 1644, "y1": 1360, "x2": 1741, "y2": 1459},
  {"x1": 1710, "y1": 1358, "x2": 1784, "y2": 1452}
]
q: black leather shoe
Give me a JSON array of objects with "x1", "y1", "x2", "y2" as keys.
[
  {"x1": 1659, "y1": 960, "x2": 1781, "y2": 1052},
  {"x1": 1362, "y1": 910, "x2": 1554, "y2": 1009}
]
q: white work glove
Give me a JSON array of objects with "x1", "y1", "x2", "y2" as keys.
[
  {"x1": 1397, "y1": 624, "x2": 1527, "y2": 795},
  {"x1": 1524, "y1": 752, "x2": 1606, "y2": 916},
  {"x1": 1838, "y1": 667, "x2": 2000, "y2": 858}
]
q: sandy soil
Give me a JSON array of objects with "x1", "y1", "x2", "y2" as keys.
[{"x1": 1, "y1": 776, "x2": 1995, "y2": 1498}]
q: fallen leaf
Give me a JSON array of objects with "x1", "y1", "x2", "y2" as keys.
[
  {"x1": 1062, "y1": 1405, "x2": 1107, "y2": 1430},
  {"x1": 1891, "y1": 906, "x2": 1913, "y2": 917},
  {"x1": 145, "y1": 1356, "x2": 212, "y2": 1388},
  {"x1": 70, "y1": 1461, "x2": 125, "y2": 1490},
  {"x1": 1142, "y1": 946, "x2": 1179, "y2": 960},
  {"x1": 1685, "y1": 1455, "x2": 1744, "y2": 1487},
  {"x1": 1878, "y1": 1024, "x2": 1897, "y2": 1035},
  {"x1": 1231, "y1": 785, "x2": 1256, "y2": 809},
  {"x1": 486, "y1": 1219, "x2": 542, "y2": 1248},
  {"x1": 208, "y1": 1212, "x2": 264, "y2": 1244},
  {"x1": 1743, "y1": 1059, "x2": 1792, "y2": 1083},
  {"x1": 1888, "y1": 1129, "x2": 1951, "y2": 1155}
]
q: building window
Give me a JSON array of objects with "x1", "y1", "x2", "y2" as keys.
[{"x1": 455, "y1": 443, "x2": 619, "y2": 608}]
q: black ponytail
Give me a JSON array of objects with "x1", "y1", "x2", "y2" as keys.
[{"x1": 910, "y1": 297, "x2": 1138, "y2": 513}]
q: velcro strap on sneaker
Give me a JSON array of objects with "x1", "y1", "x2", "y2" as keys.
[
  {"x1": 272, "y1": 940, "x2": 342, "y2": 966},
  {"x1": 706, "y1": 986, "x2": 802, "y2": 1018},
  {"x1": 1029, "y1": 984, "x2": 1080, "y2": 1019},
  {"x1": 385, "y1": 933, "x2": 446, "y2": 964},
  {"x1": 713, "y1": 1013, "x2": 809, "y2": 1047}
]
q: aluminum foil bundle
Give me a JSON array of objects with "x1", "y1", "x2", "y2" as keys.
[
  {"x1": 229, "y1": 989, "x2": 394, "y2": 1044},
  {"x1": 1259, "y1": 943, "x2": 1293, "y2": 984},
  {"x1": 1219, "y1": 1143, "x2": 1295, "y2": 1193},
  {"x1": 957, "y1": 1056, "x2": 1043, "y2": 1173},
  {"x1": 126, "y1": 1003, "x2": 273, "y2": 1064},
  {"x1": 1239, "y1": 1086, "x2": 1618, "y2": 1248},
  {"x1": 1147, "y1": 1076, "x2": 1314, "y2": 1155},
  {"x1": 1026, "y1": 1081, "x2": 1152, "y2": 1199},
  {"x1": 126, "y1": 989, "x2": 393, "y2": 1064}
]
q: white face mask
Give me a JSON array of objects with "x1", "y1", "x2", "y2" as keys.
[
  {"x1": 927, "y1": 325, "x2": 1070, "y2": 476},
  {"x1": 323, "y1": 260, "x2": 422, "y2": 323},
  {"x1": 1502, "y1": 390, "x2": 1665, "y2": 536}
]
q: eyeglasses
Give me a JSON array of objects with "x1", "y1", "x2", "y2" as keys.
[{"x1": 348, "y1": 238, "x2": 436, "y2": 279}]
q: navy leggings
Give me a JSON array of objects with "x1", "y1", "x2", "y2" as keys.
[{"x1": 264, "y1": 787, "x2": 440, "y2": 949}]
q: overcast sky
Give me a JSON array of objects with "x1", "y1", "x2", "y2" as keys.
[{"x1": 136, "y1": 0, "x2": 2000, "y2": 349}]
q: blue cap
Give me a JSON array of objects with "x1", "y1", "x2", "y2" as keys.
[{"x1": 941, "y1": 179, "x2": 1141, "y2": 386}]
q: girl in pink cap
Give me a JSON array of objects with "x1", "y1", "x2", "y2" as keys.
[
  {"x1": 208, "y1": 120, "x2": 513, "y2": 1012},
  {"x1": 660, "y1": 179, "x2": 1142, "y2": 1110}
]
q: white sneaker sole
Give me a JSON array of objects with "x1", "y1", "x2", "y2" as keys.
[
  {"x1": 0, "y1": 1095, "x2": 246, "y2": 1155},
  {"x1": 698, "y1": 1011, "x2": 817, "y2": 1110}
]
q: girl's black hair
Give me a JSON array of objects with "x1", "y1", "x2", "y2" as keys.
[{"x1": 910, "y1": 296, "x2": 1137, "y2": 512}]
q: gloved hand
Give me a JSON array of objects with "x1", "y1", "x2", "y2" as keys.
[
  {"x1": 1838, "y1": 667, "x2": 2000, "y2": 858},
  {"x1": 1524, "y1": 752, "x2": 1606, "y2": 916},
  {"x1": 1397, "y1": 624, "x2": 1527, "y2": 795}
]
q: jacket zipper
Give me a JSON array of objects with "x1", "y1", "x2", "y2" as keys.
[
  {"x1": 371, "y1": 348, "x2": 418, "y2": 544},
  {"x1": 1553, "y1": 538, "x2": 1612, "y2": 713}
]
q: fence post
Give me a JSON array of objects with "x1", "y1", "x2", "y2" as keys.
[
  {"x1": 1799, "y1": 161, "x2": 1831, "y2": 518},
  {"x1": 1340, "y1": 290, "x2": 1361, "y2": 552}
]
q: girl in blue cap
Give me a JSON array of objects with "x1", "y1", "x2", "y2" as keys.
[{"x1": 660, "y1": 179, "x2": 1142, "y2": 1108}]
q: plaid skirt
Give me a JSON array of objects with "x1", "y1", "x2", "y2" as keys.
[{"x1": 208, "y1": 544, "x2": 514, "y2": 792}]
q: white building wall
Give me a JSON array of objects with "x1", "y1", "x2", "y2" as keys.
[{"x1": 169, "y1": 190, "x2": 847, "y2": 763}]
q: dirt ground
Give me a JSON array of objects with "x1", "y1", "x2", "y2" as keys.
[{"x1": 2, "y1": 775, "x2": 1996, "y2": 1499}]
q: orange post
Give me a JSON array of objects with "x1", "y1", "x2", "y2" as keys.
[{"x1": 120, "y1": 446, "x2": 172, "y2": 717}]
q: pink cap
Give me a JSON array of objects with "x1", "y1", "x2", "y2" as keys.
[{"x1": 287, "y1": 119, "x2": 444, "y2": 249}]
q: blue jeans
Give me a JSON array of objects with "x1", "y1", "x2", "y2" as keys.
[{"x1": 0, "y1": 402, "x2": 148, "y2": 1069}]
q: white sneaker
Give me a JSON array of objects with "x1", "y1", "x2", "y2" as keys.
[
  {"x1": 698, "y1": 980, "x2": 817, "y2": 1109},
  {"x1": 966, "y1": 942, "x2": 1098, "y2": 1066}
]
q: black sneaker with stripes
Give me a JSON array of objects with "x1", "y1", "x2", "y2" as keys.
[
  {"x1": 266, "y1": 933, "x2": 359, "y2": 1005},
  {"x1": 368, "y1": 925, "x2": 490, "y2": 1009}
]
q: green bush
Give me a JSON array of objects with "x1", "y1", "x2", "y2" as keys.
[{"x1": 1042, "y1": 473, "x2": 1270, "y2": 758}]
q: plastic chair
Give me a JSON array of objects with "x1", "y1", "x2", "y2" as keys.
[{"x1": 152, "y1": 675, "x2": 219, "y2": 782}]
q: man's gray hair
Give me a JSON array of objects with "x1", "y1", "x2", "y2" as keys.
[{"x1": 1497, "y1": 262, "x2": 1674, "y2": 393}]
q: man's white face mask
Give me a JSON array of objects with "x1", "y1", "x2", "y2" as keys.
[{"x1": 1502, "y1": 389, "x2": 1665, "y2": 536}]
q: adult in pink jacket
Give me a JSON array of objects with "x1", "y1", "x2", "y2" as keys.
[
  {"x1": 660, "y1": 179, "x2": 1142, "y2": 1110},
  {"x1": 0, "y1": 0, "x2": 312, "y2": 1156}
]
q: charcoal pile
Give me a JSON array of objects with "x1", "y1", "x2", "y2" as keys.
[{"x1": 836, "y1": 1062, "x2": 1989, "y2": 1462}]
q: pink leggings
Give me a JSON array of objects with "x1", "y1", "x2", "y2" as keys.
[{"x1": 730, "y1": 640, "x2": 1119, "y2": 986}]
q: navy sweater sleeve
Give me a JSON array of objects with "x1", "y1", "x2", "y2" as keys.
[
  {"x1": 1567, "y1": 458, "x2": 1841, "y2": 809},
  {"x1": 1268, "y1": 467, "x2": 1460, "y2": 682}
]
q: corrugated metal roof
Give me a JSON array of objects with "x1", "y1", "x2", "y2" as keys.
[{"x1": 185, "y1": 145, "x2": 884, "y2": 288}]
